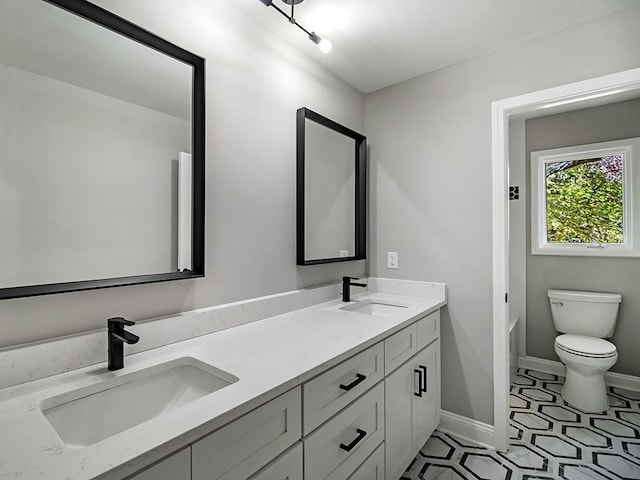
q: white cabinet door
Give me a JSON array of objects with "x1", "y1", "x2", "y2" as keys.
[
  {"x1": 347, "y1": 442, "x2": 384, "y2": 480},
  {"x1": 249, "y1": 442, "x2": 303, "y2": 480},
  {"x1": 128, "y1": 447, "x2": 190, "y2": 480},
  {"x1": 415, "y1": 341, "x2": 440, "y2": 449},
  {"x1": 192, "y1": 387, "x2": 302, "y2": 480},
  {"x1": 384, "y1": 358, "x2": 418, "y2": 480}
]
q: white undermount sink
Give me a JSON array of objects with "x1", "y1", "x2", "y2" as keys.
[
  {"x1": 40, "y1": 357, "x2": 238, "y2": 448},
  {"x1": 340, "y1": 299, "x2": 408, "y2": 316}
]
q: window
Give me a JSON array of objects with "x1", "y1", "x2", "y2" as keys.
[{"x1": 531, "y1": 138, "x2": 640, "y2": 256}]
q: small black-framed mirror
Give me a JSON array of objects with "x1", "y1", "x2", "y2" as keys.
[
  {"x1": 0, "y1": 0, "x2": 205, "y2": 300},
  {"x1": 296, "y1": 107, "x2": 367, "y2": 265}
]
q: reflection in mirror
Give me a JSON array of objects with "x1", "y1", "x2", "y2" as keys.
[
  {"x1": 297, "y1": 108, "x2": 366, "y2": 265},
  {"x1": 0, "y1": 0, "x2": 205, "y2": 299}
]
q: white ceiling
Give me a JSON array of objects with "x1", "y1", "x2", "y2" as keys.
[{"x1": 232, "y1": 0, "x2": 638, "y2": 94}]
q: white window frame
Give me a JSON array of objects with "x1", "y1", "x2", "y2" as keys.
[{"x1": 531, "y1": 137, "x2": 640, "y2": 257}]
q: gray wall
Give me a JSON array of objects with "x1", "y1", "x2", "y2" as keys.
[
  {"x1": 0, "y1": 0, "x2": 366, "y2": 348},
  {"x1": 525, "y1": 98, "x2": 640, "y2": 377},
  {"x1": 365, "y1": 6, "x2": 640, "y2": 425}
]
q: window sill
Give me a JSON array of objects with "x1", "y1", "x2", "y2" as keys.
[{"x1": 532, "y1": 244, "x2": 640, "y2": 257}]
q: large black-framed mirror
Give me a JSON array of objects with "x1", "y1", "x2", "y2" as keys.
[
  {"x1": 297, "y1": 107, "x2": 367, "y2": 265},
  {"x1": 0, "y1": 0, "x2": 205, "y2": 300}
]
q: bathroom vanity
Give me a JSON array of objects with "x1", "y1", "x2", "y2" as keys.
[{"x1": 0, "y1": 281, "x2": 445, "y2": 480}]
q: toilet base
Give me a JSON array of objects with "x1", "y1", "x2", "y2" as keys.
[{"x1": 562, "y1": 367, "x2": 609, "y2": 413}]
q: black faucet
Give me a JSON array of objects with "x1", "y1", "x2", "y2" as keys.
[
  {"x1": 107, "y1": 317, "x2": 140, "y2": 371},
  {"x1": 342, "y1": 276, "x2": 367, "y2": 302}
]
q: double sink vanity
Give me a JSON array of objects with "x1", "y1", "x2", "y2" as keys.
[
  {"x1": 0, "y1": 280, "x2": 446, "y2": 480},
  {"x1": 0, "y1": 2, "x2": 447, "y2": 480}
]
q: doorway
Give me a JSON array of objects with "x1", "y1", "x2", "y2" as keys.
[{"x1": 491, "y1": 67, "x2": 640, "y2": 451}]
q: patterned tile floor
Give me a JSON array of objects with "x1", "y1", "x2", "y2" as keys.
[{"x1": 403, "y1": 368, "x2": 640, "y2": 480}]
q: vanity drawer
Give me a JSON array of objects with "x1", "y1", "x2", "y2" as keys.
[
  {"x1": 303, "y1": 342, "x2": 384, "y2": 434},
  {"x1": 249, "y1": 442, "x2": 302, "y2": 480},
  {"x1": 347, "y1": 442, "x2": 385, "y2": 480},
  {"x1": 304, "y1": 382, "x2": 384, "y2": 480},
  {"x1": 384, "y1": 324, "x2": 417, "y2": 374},
  {"x1": 416, "y1": 310, "x2": 440, "y2": 350},
  {"x1": 192, "y1": 387, "x2": 302, "y2": 480},
  {"x1": 128, "y1": 447, "x2": 190, "y2": 480}
]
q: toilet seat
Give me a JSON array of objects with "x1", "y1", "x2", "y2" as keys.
[{"x1": 555, "y1": 334, "x2": 617, "y2": 358}]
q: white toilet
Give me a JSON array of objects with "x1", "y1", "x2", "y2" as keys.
[{"x1": 548, "y1": 289, "x2": 621, "y2": 413}]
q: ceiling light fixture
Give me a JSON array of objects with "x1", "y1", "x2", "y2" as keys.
[{"x1": 258, "y1": 0, "x2": 332, "y2": 54}]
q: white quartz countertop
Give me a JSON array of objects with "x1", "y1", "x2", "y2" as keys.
[{"x1": 0, "y1": 291, "x2": 445, "y2": 480}]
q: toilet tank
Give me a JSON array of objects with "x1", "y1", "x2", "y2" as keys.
[{"x1": 547, "y1": 289, "x2": 621, "y2": 338}]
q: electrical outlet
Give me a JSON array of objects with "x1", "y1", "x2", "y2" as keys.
[
  {"x1": 339, "y1": 250, "x2": 349, "y2": 257},
  {"x1": 387, "y1": 251, "x2": 398, "y2": 269}
]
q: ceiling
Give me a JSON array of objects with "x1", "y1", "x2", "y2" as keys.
[{"x1": 231, "y1": 0, "x2": 638, "y2": 94}]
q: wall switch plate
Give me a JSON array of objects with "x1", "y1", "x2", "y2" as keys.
[{"x1": 387, "y1": 252, "x2": 398, "y2": 269}]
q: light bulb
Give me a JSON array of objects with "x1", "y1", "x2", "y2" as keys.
[
  {"x1": 317, "y1": 37, "x2": 332, "y2": 54},
  {"x1": 309, "y1": 32, "x2": 332, "y2": 54}
]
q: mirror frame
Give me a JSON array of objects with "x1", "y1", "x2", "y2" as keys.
[
  {"x1": 0, "y1": 0, "x2": 205, "y2": 300},
  {"x1": 296, "y1": 107, "x2": 367, "y2": 265}
]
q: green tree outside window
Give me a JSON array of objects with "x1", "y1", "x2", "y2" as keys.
[{"x1": 545, "y1": 155, "x2": 623, "y2": 244}]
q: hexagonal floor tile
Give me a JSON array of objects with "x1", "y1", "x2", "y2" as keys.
[
  {"x1": 611, "y1": 388, "x2": 640, "y2": 401},
  {"x1": 531, "y1": 433, "x2": 582, "y2": 459},
  {"x1": 562, "y1": 426, "x2": 612, "y2": 448},
  {"x1": 559, "y1": 463, "x2": 615, "y2": 480},
  {"x1": 593, "y1": 452, "x2": 640, "y2": 479},
  {"x1": 538, "y1": 405, "x2": 581, "y2": 423},
  {"x1": 608, "y1": 394, "x2": 632, "y2": 409},
  {"x1": 542, "y1": 382, "x2": 564, "y2": 395},
  {"x1": 511, "y1": 412, "x2": 553, "y2": 431},
  {"x1": 616, "y1": 411, "x2": 640, "y2": 428},
  {"x1": 509, "y1": 424, "x2": 524, "y2": 441},
  {"x1": 498, "y1": 444, "x2": 548, "y2": 472},
  {"x1": 416, "y1": 464, "x2": 468, "y2": 479},
  {"x1": 514, "y1": 375, "x2": 536, "y2": 387},
  {"x1": 591, "y1": 418, "x2": 640, "y2": 439},
  {"x1": 420, "y1": 435, "x2": 456, "y2": 460},
  {"x1": 525, "y1": 370, "x2": 559, "y2": 381},
  {"x1": 460, "y1": 453, "x2": 514, "y2": 480},
  {"x1": 511, "y1": 394, "x2": 532, "y2": 409},
  {"x1": 623, "y1": 441, "x2": 640, "y2": 460},
  {"x1": 519, "y1": 388, "x2": 557, "y2": 402}
]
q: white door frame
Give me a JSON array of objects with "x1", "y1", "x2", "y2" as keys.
[{"x1": 491, "y1": 67, "x2": 640, "y2": 452}]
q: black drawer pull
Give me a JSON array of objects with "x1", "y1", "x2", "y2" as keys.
[
  {"x1": 414, "y1": 369, "x2": 423, "y2": 397},
  {"x1": 339, "y1": 373, "x2": 367, "y2": 391},
  {"x1": 340, "y1": 428, "x2": 367, "y2": 452},
  {"x1": 419, "y1": 365, "x2": 428, "y2": 393}
]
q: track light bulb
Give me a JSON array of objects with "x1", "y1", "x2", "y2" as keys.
[
  {"x1": 309, "y1": 32, "x2": 332, "y2": 54},
  {"x1": 317, "y1": 37, "x2": 332, "y2": 53}
]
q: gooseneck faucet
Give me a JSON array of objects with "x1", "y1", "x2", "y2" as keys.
[
  {"x1": 342, "y1": 276, "x2": 367, "y2": 302},
  {"x1": 107, "y1": 317, "x2": 140, "y2": 371}
]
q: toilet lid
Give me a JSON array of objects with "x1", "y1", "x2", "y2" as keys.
[{"x1": 555, "y1": 334, "x2": 617, "y2": 357}]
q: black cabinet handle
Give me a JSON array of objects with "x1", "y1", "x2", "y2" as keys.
[
  {"x1": 340, "y1": 428, "x2": 367, "y2": 452},
  {"x1": 339, "y1": 373, "x2": 367, "y2": 391},
  {"x1": 414, "y1": 369, "x2": 423, "y2": 397},
  {"x1": 419, "y1": 365, "x2": 428, "y2": 393}
]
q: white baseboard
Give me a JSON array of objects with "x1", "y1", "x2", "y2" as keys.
[
  {"x1": 518, "y1": 355, "x2": 640, "y2": 392},
  {"x1": 518, "y1": 356, "x2": 566, "y2": 377},
  {"x1": 439, "y1": 410, "x2": 495, "y2": 450}
]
